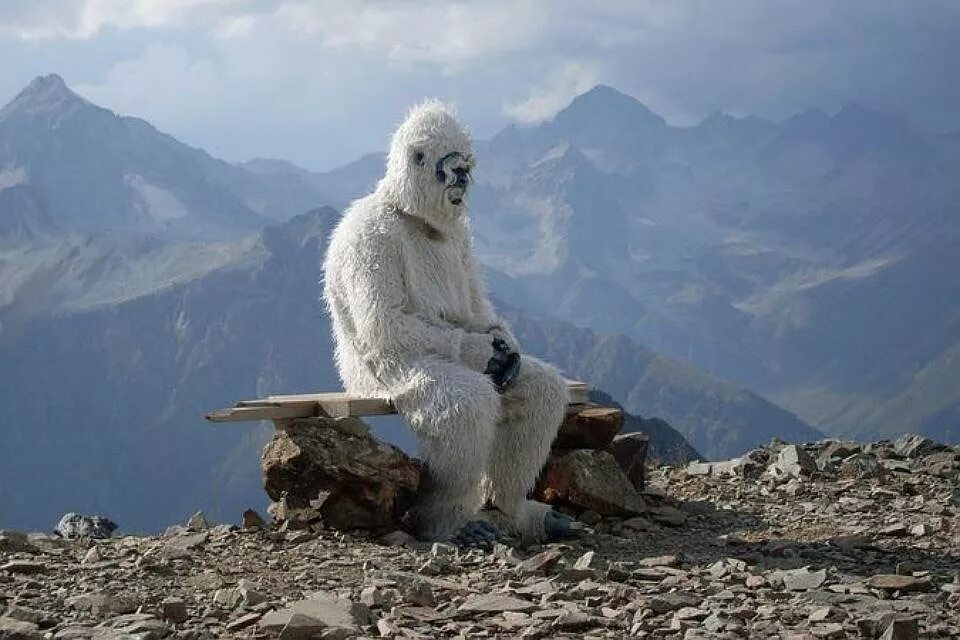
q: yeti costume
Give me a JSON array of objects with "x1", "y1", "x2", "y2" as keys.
[{"x1": 322, "y1": 101, "x2": 569, "y2": 544}]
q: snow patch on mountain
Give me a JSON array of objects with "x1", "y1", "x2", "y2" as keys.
[
  {"x1": 0, "y1": 165, "x2": 28, "y2": 190},
  {"x1": 124, "y1": 174, "x2": 189, "y2": 222}
]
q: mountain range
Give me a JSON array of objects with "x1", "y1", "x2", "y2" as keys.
[
  {"x1": 0, "y1": 74, "x2": 335, "y2": 240},
  {"x1": 256, "y1": 85, "x2": 960, "y2": 445},
  {"x1": 2, "y1": 74, "x2": 954, "y2": 530}
]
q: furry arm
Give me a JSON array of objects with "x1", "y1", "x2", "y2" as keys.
[{"x1": 333, "y1": 237, "x2": 495, "y2": 373}]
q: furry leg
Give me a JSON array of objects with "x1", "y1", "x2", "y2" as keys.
[
  {"x1": 482, "y1": 355, "x2": 568, "y2": 544},
  {"x1": 392, "y1": 359, "x2": 500, "y2": 541}
]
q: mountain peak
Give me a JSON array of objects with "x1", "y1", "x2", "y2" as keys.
[
  {"x1": 25, "y1": 73, "x2": 70, "y2": 95},
  {"x1": 548, "y1": 85, "x2": 668, "y2": 149},
  {"x1": 557, "y1": 85, "x2": 666, "y2": 129},
  {"x1": 577, "y1": 84, "x2": 635, "y2": 104},
  {"x1": 833, "y1": 101, "x2": 904, "y2": 130},
  {"x1": 0, "y1": 73, "x2": 89, "y2": 121}
]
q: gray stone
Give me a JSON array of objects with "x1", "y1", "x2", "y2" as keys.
[
  {"x1": 99, "y1": 613, "x2": 169, "y2": 637},
  {"x1": 519, "y1": 548, "x2": 565, "y2": 574},
  {"x1": 812, "y1": 622, "x2": 845, "y2": 639},
  {"x1": 780, "y1": 567, "x2": 827, "y2": 591},
  {"x1": 458, "y1": 594, "x2": 536, "y2": 613},
  {"x1": 839, "y1": 453, "x2": 887, "y2": 479},
  {"x1": 674, "y1": 607, "x2": 708, "y2": 621},
  {"x1": 537, "y1": 449, "x2": 646, "y2": 515},
  {"x1": 712, "y1": 457, "x2": 756, "y2": 477},
  {"x1": 81, "y1": 546, "x2": 101, "y2": 565},
  {"x1": 359, "y1": 585, "x2": 397, "y2": 608},
  {"x1": 66, "y1": 592, "x2": 139, "y2": 616},
  {"x1": 185, "y1": 511, "x2": 210, "y2": 531},
  {"x1": 277, "y1": 613, "x2": 327, "y2": 640},
  {"x1": 685, "y1": 461, "x2": 712, "y2": 476},
  {"x1": 702, "y1": 612, "x2": 727, "y2": 633},
  {"x1": 864, "y1": 575, "x2": 933, "y2": 592},
  {"x1": 237, "y1": 579, "x2": 270, "y2": 607},
  {"x1": 0, "y1": 616, "x2": 42, "y2": 640},
  {"x1": 552, "y1": 610, "x2": 594, "y2": 631},
  {"x1": 0, "y1": 561, "x2": 44, "y2": 575},
  {"x1": 648, "y1": 592, "x2": 702, "y2": 614},
  {"x1": 377, "y1": 530, "x2": 419, "y2": 548},
  {"x1": 893, "y1": 434, "x2": 945, "y2": 459},
  {"x1": 648, "y1": 505, "x2": 686, "y2": 527},
  {"x1": 225, "y1": 612, "x2": 262, "y2": 632},
  {"x1": 0, "y1": 531, "x2": 33, "y2": 554},
  {"x1": 609, "y1": 432, "x2": 649, "y2": 491},
  {"x1": 622, "y1": 516, "x2": 654, "y2": 531},
  {"x1": 948, "y1": 487, "x2": 960, "y2": 506},
  {"x1": 578, "y1": 510, "x2": 602, "y2": 526},
  {"x1": 165, "y1": 531, "x2": 208, "y2": 551},
  {"x1": 637, "y1": 554, "x2": 681, "y2": 568},
  {"x1": 160, "y1": 597, "x2": 188, "y2": 623},
  {"x1": 212, "y1": 587, "x2": 243, "y2": 609},
  {"x1": 259, "y1": 593, "x2": 369, "y2": 637},
  {"x1": 402, "y1": 579, "x2": 435, "y2": 607},
  {"x1": 54, "y1": 513, "x2": 117, "y2": 539},
  {"x1": 572, "y1": 550, "x2": 602, "y2": 571},
  {"x1": 808, "y1": 606, "x2": 843, "y2": 623},
  {"x1": 879, "y1": 523, "x2": 909, "y2": 537},
  {"x1": 241, "y1": 508, "x2": 267, "y2": 529},
  {"x1": 880, "y1": 618, "x2": 919, "y2": 640},
  {"x1": 768, "y1": 445, "x2": 817, "y2": 479},
  {"x1": 50, "y1": 625, "x2": 101, "y2": 639},
  {"x1": 1, "y1": 606, "x2": 55, "y2": 629}
]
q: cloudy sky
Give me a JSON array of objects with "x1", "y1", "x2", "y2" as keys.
[{"x1": 2, "y1": 0, "x2": 959, "y2": 170}]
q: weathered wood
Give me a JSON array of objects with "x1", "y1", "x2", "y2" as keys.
[
  {"x1": 206, "y1": 405, "x2": 317, "y2": 422},
  {"x1": 206, "y1": 379, "x2": 590, "y2": 423}
]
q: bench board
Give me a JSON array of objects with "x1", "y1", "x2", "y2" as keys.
[{"x1": 207, "y1": 380, "x2": 589, "y2": 423}]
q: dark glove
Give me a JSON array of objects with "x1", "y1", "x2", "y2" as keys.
[
  {"x1": 487, "y1": 326, "x2": 520, "y2": 354},
  {"x1": 484, "y1": 337, "x2": 521, "y2": 392}
]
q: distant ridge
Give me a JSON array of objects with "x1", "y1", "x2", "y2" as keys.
[{"x1": 0, "y1": 74, "x2": 338, "y2": 238}]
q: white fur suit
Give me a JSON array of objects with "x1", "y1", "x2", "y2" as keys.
[{"x1": 322, "y1": 101, "x2": 569, "y2": 544}]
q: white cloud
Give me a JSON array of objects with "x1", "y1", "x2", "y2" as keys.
[
  {"x1": 75, "y1": 44, "x2": 225, "y2": 123},
  {"x1": 0, "y1": 0, "x2": 259, "y2": 40},
  {"x1": 2, "y1": 0, "x2": 959, "y2": 170},
  {"x1": 503, "y1": 61, "x2": 601, "y2": 123}
]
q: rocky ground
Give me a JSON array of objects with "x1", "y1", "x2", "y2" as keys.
[{"x1": 2, "y1": 434, "x2": 959, "y2": 639}]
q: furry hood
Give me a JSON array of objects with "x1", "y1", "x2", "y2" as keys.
[{"x1": 377, "y1": 100, "x2": 474, "y2": 236}]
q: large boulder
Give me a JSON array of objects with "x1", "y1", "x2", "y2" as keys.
[
  {"x1": 536, "y1": 449, "x2": 646, "y2": 515},
  {"x1": 261, "y1": 417, "x2": 422, "y2": 530}
]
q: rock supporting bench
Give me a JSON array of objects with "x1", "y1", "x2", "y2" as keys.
[{"x1": 206, "y1": 380, "x2": 649, "y2": 532}]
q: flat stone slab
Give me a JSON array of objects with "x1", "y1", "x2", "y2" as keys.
[
  {"x1": 259, "y1": 593, "x2": 370, "y2": 636},
  {"x1": 458, "y1": 594, "x2": 536, "y2": 613}
]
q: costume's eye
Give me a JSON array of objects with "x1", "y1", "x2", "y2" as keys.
[{"x1": 414, "y1": 151, "x2": 425, "y2": 166}]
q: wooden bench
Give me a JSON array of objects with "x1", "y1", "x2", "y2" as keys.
[{"x1": 206, "y1": 379, "x2": 590, "y2": 423}]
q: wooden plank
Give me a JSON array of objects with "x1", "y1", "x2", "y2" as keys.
[
  {"x1": 261, "y1": 393, "x2": 396, "y2": 419},
  {"x1": 205, "y1": 404, "x2": 316, "y2": 422},
  {"x1": 207, "y1": 379, "x2": 590, "y2": 423}
]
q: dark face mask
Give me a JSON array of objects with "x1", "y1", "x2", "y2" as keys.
[{"x1": 435, "y1": 151, "x2": 471, "y2": 188}]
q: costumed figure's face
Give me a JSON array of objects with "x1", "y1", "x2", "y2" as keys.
[
  {"x1": 431, "y1": 150, "x2": 473, "y2": 210},
  {"x1": 381, "y1": 100, "x2": 475, "y2": 226}
]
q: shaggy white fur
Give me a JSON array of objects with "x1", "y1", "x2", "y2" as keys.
[{"x1": 322, "y1": 101, "x2": 568, "y2": 543}]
